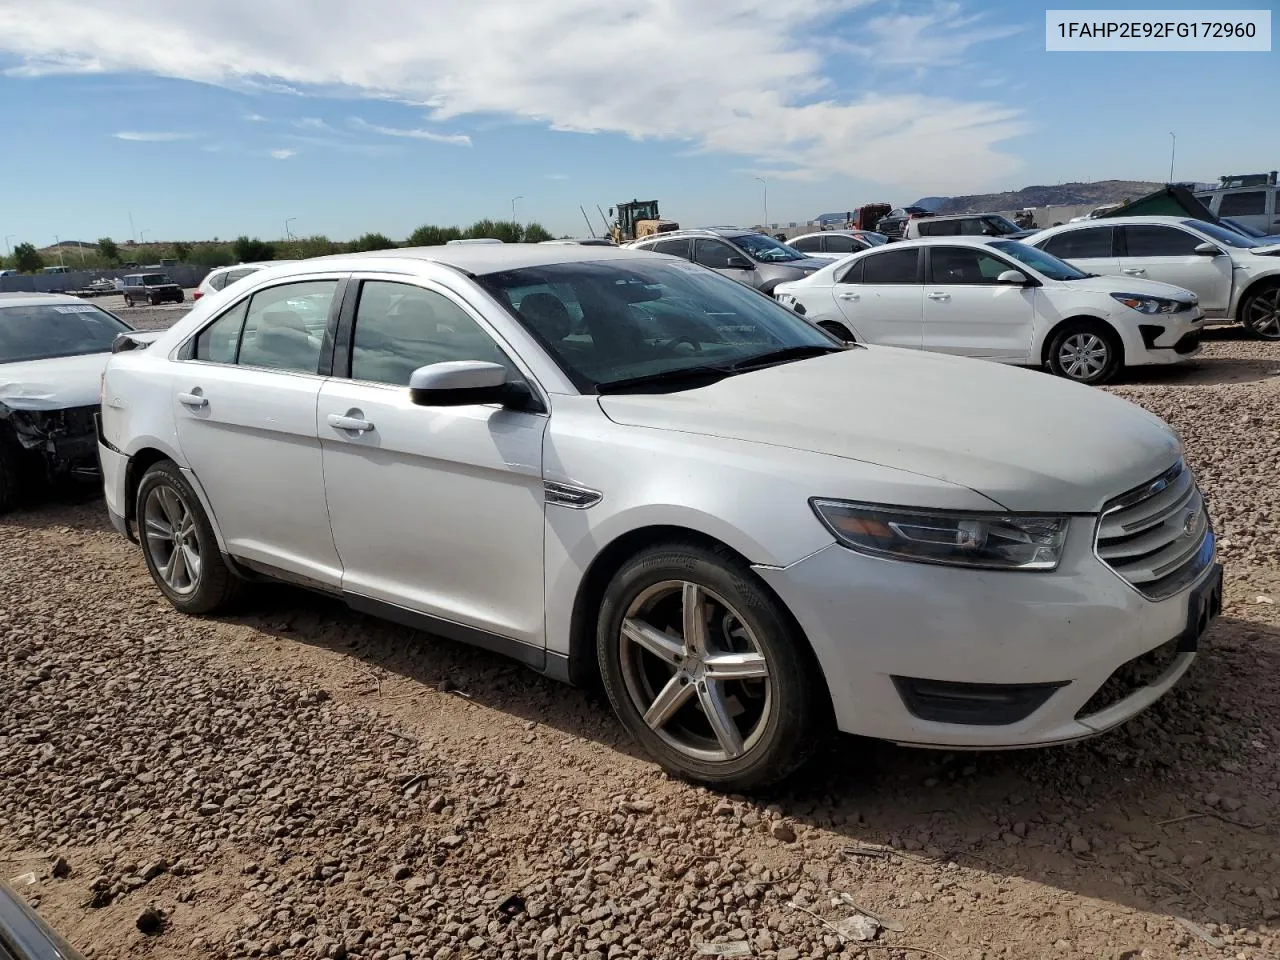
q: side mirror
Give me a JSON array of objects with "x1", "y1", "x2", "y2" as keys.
[
  {"x1": 1194, "y1": 242, "x2": 1222, "y2": 256},
  {"x1": 996, "y1": 269, "x2": 1030, "y2": 285},
  {"x1": 725, "y1": 255, "x2": 753, "y2": 270},
  {"x1": 408, "y1": 361, "x2": 529, "y2": 409}
]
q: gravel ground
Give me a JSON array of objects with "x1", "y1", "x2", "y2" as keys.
[{"x1": 2, "y1": 326, "x2": 1279, "y2": 960}]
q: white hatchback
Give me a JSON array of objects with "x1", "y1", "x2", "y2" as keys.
[
  {"x1": 98, "y1": 245, "x2": 1220, "y2": 789},
  {"x1": 774, "y1": 237, "x2": 1204, "y2": 385}
]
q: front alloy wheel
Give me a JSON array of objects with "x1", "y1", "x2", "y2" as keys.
[
  {"x1": 597, "y1": 543, "x2": 829, "y2": 790},
  {"x1": 1047, "y1": 323, "x2": 1121, "y2": 385},
  {"x1": 1241, "y1": 285, "x2": 1280, "y2": 340}
]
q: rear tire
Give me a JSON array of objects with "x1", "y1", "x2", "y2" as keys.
[
  {"x1": 1047, "y1": 320, "x2": 1122, "y2": 385},
  {"x1": 1239, "y1": 283, "x2": 1280, "y2": 341},
  {"x1": 123, "y1": 295, "x2": 133, "y2": 307},
  {"x1": 136, "y1": 461, "x2": 242, "y2": 615},
  {"x1": 596, "y1": 542, "x2": 830, "y2": 791}
]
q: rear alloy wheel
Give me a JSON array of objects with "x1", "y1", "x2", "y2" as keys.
[
  {"x1": 597, "y1": 543, "x2": 829, "y2": 791},
  {"x1": 1047, "y1": 322, "x2": 1121, "y2": 385},
  {"x1": 1240, "y1": 285, "x2": 1280, "y2": 340},
  {"x1": 137, "y1": 461, "x2": 242, "y2": 614}
]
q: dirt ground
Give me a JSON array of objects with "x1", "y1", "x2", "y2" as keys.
[{"x1": 2, "y1": 325, "x2": 1279, "y2": 960}]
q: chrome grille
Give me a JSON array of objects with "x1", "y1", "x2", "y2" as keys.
[{"x1": 1095, "y1": 459, "x2": 1214, "y2": 600}]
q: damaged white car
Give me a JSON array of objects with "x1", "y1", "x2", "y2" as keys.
[{"x1": 0, "y1": 293, "x2": 140, "y2": 513}]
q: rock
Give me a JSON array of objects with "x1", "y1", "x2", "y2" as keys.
[
  {"x1": 392, "y1": 864, "x2": 413, "y2": 881},
  {"x1": 712, "y1": 802, "x2": 735, "y2": 817},
  {"x1": 620, "y1": 800, "x2": 654, "y2": 814},
  {"x1": 439, "y1": 835, "x2": 464, "y2": 849},
  {"x1": 777, "y1": 948, "x2": 801, "y2": 960},
  {"x1": 427, "y1": 795, "x2": 447, "y2": 814},
  {"x1": 1219, "y1": 797, "x2": 1243, "y2": 812},
  {"x1": 51, "y1": 856, "x2": 71, "y2": 879},
  {"x1": 141, "y1": 859, "x2": 168, "y2": 881},
  {"x1": 136, "y1": 906, "x2": 166, "y2": 936},
  {"x1": 1071, "y1": 837, "x2": 1092, "y2": 855},
  {"x1": 770, "y1": 822, "x2": 797, "y2": 843}
]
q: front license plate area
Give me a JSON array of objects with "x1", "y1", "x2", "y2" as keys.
[{"x1": 1179, "y1": 563, "x2": 1223, "y2": 653}]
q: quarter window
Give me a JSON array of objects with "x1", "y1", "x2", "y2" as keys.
[
  {"x1": 1218, "y1": 191, "x2": 1267, "y2": 217},
  {"x1": 1041, "y1": 227, "x2": 1113, "y2": 260},
  {"x1": 350, "y1": 281, "x2": 513, "y2": 386},
  {"x1": 860, "y1": 248, "x2": 919, "y2": 284},
  {"x1": 236, "y1": 280, "x2": 336, "y2": 373},
  {"x1": 208, "y1": 272, "x2": 229, "y2": 291},
  {"x1": 835, "y1": 258, "x2": 863, "y2": 284},
  {"x1": 1123, "y1": 225, "x2": 1201, "y2": 257}
]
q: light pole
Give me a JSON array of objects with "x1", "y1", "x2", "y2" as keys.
[
  {"x1": 510, "y1": 195, "x2": 523, "y2": 222},
  {"x1": 139, "y1": 229, "x2": 150, "y2": 247},
  {"x1": 1168, "y1": 132, "x2": 1176, "y2": 183},
  {"x1": 754, "y1": 177, "x2": 768, "y2": 229},
  {"x1": 285, "y1": 217, "x2": 297, "y2": 241}
]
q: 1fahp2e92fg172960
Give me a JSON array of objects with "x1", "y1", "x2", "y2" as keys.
[{"x1": 98, "y1": 244, "x2": 1220, "y2": 790}]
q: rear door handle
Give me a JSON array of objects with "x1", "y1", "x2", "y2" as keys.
[
  {"x1": 837, "y1": 291, "x2": 860, "y2": 301},
  {"x1": 327, "y1": 413, "x2": 374, "y2": 433},
  {"x1": 927, "y1": 292, "x2": 951, "y2": 301},
  {"x1": 177, "y1": 392, "x2": 208, "y2": 408}
]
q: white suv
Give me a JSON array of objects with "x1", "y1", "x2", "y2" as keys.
[
  {"x1": 98, "y1": 245, "x2": 1220, "y2": 789},
  {"x1": 1028, "y1": 216, "x2": 1280, "y2": 340},
  {"x1": 193, "y1": 261, "x2": 295, "y2": 302},
  {"x1": 773, "y1": 237, "x2": 1203, "y2": 384}
]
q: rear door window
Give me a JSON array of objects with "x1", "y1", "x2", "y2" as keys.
[
  {"x1": 861, "y1": 248, "x2": 920, "y2": 283},
  {"x1": 790, "y1": 235, "x2": 823, "y2": 253},
  {"x1": 651, "y1": 238, "x2": 692, "y2": 260},
  {"x1": 824, "y1": 235, "x2": 859, "y2": 253},
  {"x1": 1041, "y1": 227, "x2": 1114, "y2": 259}
]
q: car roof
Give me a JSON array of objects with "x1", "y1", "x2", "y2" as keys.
[
  {"x1": 1037, "y1": 215, "x2": 1206, "y2": 232},
  {"x1": 0, "y1": 291, "x2": 98, "y2": 307},
  {"x1": 919, "y1": 213, "x2": 1008, "y2": 222},
  {"x1": 254, "y1": 243, "x2": 666, "y2": 277},
  {"x1": 790, "y1": 230, "x2": 874, "y2": 238},
  {"x1": 631, "y1": 228, "x2": 755, "y2": 242},
  {"x1": 856, "y1": 236, "x2": 1011, "y2": 250}
]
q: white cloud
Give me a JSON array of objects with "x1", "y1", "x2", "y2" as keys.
[
  {"x1": 349, "y1": 116, "x2": 471, "y2": 146},
  {"x1": 294, "y1": 116, "x2": 333, "y2": 131},
  {"x1": 0, "y1": 0, "x2": 1026, "y2": 189},
  {"x1": 269, "y1": 148, "x2": 297, "y2": 159},
  {"x1": 836, "y1": 1, "x2": 1024, "y2": 67},
  {"x1": 546, "y1": 173, "x2": 570, "y2": 181},
  {"x1": 112, "y1": 130, "x2": 195, "y2": 141},
  {"x1": 244, "y1": 112, "x2": 268, "y2": 122}
]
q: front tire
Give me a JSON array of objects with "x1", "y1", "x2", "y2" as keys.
[
  {"x1": 123, "y1": 295, "x2": 133, "y2": 307},
  {"x1": 1239, "y1": 283, "x2": 1280, "y2": 340},
  {"x1": 136, "y1": 461, "x2": 242, "y2": 614},
  {"x1": 597, "y1": 542, "x2": 830, "y2": 791},
  {"x1": 1047, "y1": 321, "x2": 1122, "y2": 385}
]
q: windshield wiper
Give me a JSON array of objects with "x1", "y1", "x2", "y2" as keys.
[
  {"x1": 727, "y1": 344, "x2": 844, "y2": 372},
  {"x1": 595, "y1": 365, "x2": 733, "y2": 395}
]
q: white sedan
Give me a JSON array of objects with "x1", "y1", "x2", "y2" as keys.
[
  {"x1": 99, "y1": 245, "x2": 1219, "y2": 789},
  {"x1": 774, "y1": 237, "x2": 1204, "y2": 385}
]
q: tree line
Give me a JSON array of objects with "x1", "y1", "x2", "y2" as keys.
[{"x1": 0, "y1": 220, "x2": 557, "y2": 274}]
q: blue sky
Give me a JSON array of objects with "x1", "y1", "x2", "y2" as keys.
[{"x1": 0, "y1": 0, "x2": 1275, "y2": 245}]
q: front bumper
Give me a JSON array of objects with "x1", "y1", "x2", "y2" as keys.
[
  {"x1": 1119, "y1": 308, "x2": 1204, "y2": 366},
  {"x1": 753, "y1": 517, "x2": 1219, "y2": 749}
]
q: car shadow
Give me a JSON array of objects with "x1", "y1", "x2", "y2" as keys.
[
  {"x1": 1120, "y1": 356, "x2": 1280, "y2": 387},
  {"x1": 228, "y1": 583, "x2": 1280, "y2": 934}
]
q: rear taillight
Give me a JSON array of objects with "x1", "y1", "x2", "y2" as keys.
[{"x1": 192, "y1": 290, "x2": 203, "y2": 300}]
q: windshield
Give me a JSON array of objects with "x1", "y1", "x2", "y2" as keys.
[
  {"x1": 1186, "y1": 219, "x2": 1260, "y2": 248},
  {"x1": 729, "y1": 233, "x2": 807, "y2": 263},
  {"x1": 0, "y1": 303, "x2": 130, "y2": 363},
  {"x1": 989, "y1": 240, "x2": 1089, "y2": 281},
  {"x1": 478, "y1": 259, "x2": 835, "y2": 392},
  {"x1": 1221, "y1": 218, "x2": 1266, "y2": 238}
]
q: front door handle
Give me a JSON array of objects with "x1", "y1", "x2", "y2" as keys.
[
  {"x1": 927, "y1": 292, "x2": 951, "y2": 301},
  {"x1": 177, "y1": 392, "x2": 208, "y2": 408},
  {"x1": 327, "y1": 413, "x2": 374, "y2": 433},
  {"x1": 1121, "y1": 268, "x2": 1146, "y2": 276},
  {"x1": 837, "y1": 291, "x2": 860, "y2": 301}
]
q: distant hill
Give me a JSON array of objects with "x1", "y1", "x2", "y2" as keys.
[
  {"x1": 911, "y1": 197, "x2": 949, "y2": 212},
  {"x1": 932, "y1": 180, "x2": 1163, "y2": 215}
]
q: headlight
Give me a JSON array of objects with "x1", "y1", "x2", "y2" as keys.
[
  {"x1": 811, "y1": 500, "x2": 1068, "y2": 570},
  {"x1": 1110, "y1": 292, "x2": 1180, "y2": 315}
]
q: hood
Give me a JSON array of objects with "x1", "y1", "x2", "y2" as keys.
[
  {"x1": 0, "y1": 352, "x2": 110, "y2": 410},
  {"x1": 1060, "y1": 273, "x2": 1198, "y2": 302},
  {"x1": 597, "y1": 348, "x2": 1180, "y2": 513},
  {"x1": 767, "y1": 258, "x2": 831, "y2": 274}
]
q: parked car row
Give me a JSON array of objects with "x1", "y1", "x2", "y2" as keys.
[{"x1": 82, "y1": 244, "x2": 1221, "y2": 792}]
